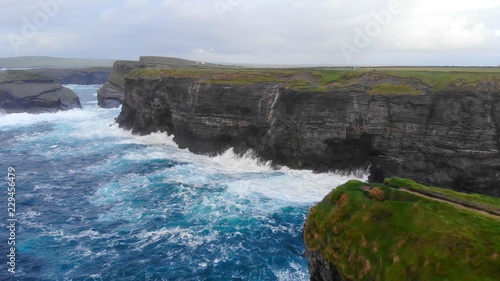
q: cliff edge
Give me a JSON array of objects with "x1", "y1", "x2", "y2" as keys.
[
  {"x1": 116, "y1": 67, "x2": 500, "y2": 197},
  {"x1": 0, "y1": 70, "x2": 81, "y2": 114}
]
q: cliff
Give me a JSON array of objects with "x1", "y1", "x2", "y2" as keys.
[
  {"x1": 116, "y1": 68, "x2": 500, "y2": 198},
  {"x1": 27, "y1": 67, "x2": 112, "y2": 85},
  {"x1": 304, "y1": 178, "x2": 500, "y2": 280},
  {"x1": 97, "y1": 57, "x2": 239, "y2": 108},
  {"x1": 0, "y1": 70, "x2": 81, "y2": 114}
]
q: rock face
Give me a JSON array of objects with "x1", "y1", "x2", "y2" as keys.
[
  {"x1": 0, "y1": 70, "x2": 81, "y2": 114},
  {"x1": 27, "y1": 67, "x2": 112, "y2": 85},
  {"x1": 97, "y1": 57, "x2": 238, "y2": 108},
  {"x1": 98, "y1": 80, "x2": 125, "y2": 108},
  {"x1": 117, "y1": 75, "x2": 500, "y2": 198},
  {"x1": 305, "y1": 246, "x2": 342, "y2": 281}
]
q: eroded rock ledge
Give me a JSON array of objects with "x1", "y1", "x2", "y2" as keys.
[{"x1": 116, "y1": 70, "x2": 500, "y2": 197}]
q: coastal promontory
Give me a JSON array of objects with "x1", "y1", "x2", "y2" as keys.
[
  {"x1": 0, "y1": 70, "x2": 81, "y2": 114},
  {"x1": 304, "y1": 178, "x2": 500, "y2": 280}
]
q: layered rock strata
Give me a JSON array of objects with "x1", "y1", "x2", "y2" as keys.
[{"x1": 117, "y1": 74, "x2": 500, "y2": 197}]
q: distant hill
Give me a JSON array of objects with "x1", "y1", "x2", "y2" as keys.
[{"x1": 0, "y1": 56, "x2": 115, "y2": 68}]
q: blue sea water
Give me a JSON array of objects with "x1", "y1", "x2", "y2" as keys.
[{"x1": 0, "y1": 85, "x2": 364, "y2": 281}]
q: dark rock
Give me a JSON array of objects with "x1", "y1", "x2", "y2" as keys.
[
  {"x1": 117, "y1": 76, "x2": 500, "y2": 198},
  {"x1": 0, "y1": 70, "x2": 81, "y2": 114},
  {"x1": 305, "y1": 247, "x2": 342, "y2": 281},
  {"x1": 27, "y1": 67, "x2": 112, "y2": 85},
  {"x1": 97, "y1": 80, "x2": 125, "y2": 108}
]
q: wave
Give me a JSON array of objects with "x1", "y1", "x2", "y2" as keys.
[{"x1": 0, "y1": 108, "x2": 91, "y2": 128}]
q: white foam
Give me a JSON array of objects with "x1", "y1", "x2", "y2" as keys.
[
  {"x1": 207, "y1": 148, "x2": 273, "y2": 173},
  {"x1": 134, "y1": 227, "x2": 219, "y2": 251},
  {"x1": 274, "y1": 262, "x2": 309, "y2": 281},
  {"x1": 61, "y1": 229, "x2": 117, "y2": 241},
  {"x1": 0, "y1": 108, "x2": 90, "y2": 128},
  {"x1": 20, "y1": 210, "x2": 41, "y2": 219},
  {"x1": 227, "y1": 169, "x2": 366, "y2": 204}
]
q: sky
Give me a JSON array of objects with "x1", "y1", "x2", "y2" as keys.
[{"x1": 1, "y1": 0, "x2": 499, "y2": 66}]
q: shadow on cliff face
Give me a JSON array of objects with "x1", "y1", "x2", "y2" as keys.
[{"x1": 321, "y1": 134, "x2": 376, "y2": 172}]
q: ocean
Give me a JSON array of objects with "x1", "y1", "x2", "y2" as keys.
[{"x1": 0, "y1": 84, "x2": 364, "y2": 280}]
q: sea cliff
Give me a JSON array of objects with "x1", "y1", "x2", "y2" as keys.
[
  {"x1": 97, "y1": 57, "x2": 239, "y2": 108},
  {"x1": 116, "y1": 68, "x2": 500, "y2": 198}
]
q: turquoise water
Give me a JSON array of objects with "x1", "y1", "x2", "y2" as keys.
[{"x1": 0, "y1": 85, "x2": 363, "y2": 280}]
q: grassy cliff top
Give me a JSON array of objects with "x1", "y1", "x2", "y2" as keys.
[
  {"x1": 304, "y1": 178, "x2": 500, "y2": 281},
  {"x1": 129, "y1": 67, "x2": 500, "y2": 93},
  {"x1": 0, "y1": 70, "x2": 54, "y2": 83}
]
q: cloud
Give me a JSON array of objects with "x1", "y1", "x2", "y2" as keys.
[
  {"x1": 377, "y1": 0, "x2": 499, "y2": 52},
  {"x1": 0, "y1": 0, "x2": 499, "y2": 65}
]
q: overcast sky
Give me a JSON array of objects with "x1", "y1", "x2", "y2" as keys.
[{"x1": 1, "y1": 0, "x2": 499, "y2": 66}]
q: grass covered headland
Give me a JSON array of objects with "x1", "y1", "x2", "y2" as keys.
[
  {"x1": 304, "y1": 178, "x2": 500, "y2": 281},
  {"x1": 130, "y1": 67, "x2": 500, "y2": 93}
]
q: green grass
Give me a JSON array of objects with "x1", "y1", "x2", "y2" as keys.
[
  {"x1": 311, "y1": 69, "x2": 365, "y2": 85},
  {"x1": 129, "y1": 67, "x2": 500, "y2": 93},
  {"x1": 369, "y1": 84, "x2": 425, "y2": 95},
  {"x1": 380, "y1": 70, "x2": 500, "y2": 91},
  {"x1": 304, "y1": 179, "x2": 500, "y2": 281},
  {"x1": 0, "y1": 70, "x2": 53, "y2": 82},
  {"x1": 206, "y1": 75, "x2": 282, "y2": 84},
  {"x1": 385, "y1": 177, "x2": 500, "y2": 209}
]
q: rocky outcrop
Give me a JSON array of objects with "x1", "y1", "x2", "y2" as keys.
[
  {"x1": 97, "y1": 57, "x2": 237, "y2": 108},
  {"x1": 27, "y1": 67, "x2": 112, "y2": 85},
  {"x1": 117, "y1": 74, "x2": 500, "y2": 198},
  {"x1": 97, "y1": 60, "x2": 160, "y2": 108},
  {"x1": 0, "y1": 70, "x2": 81, "y2": 114}
]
